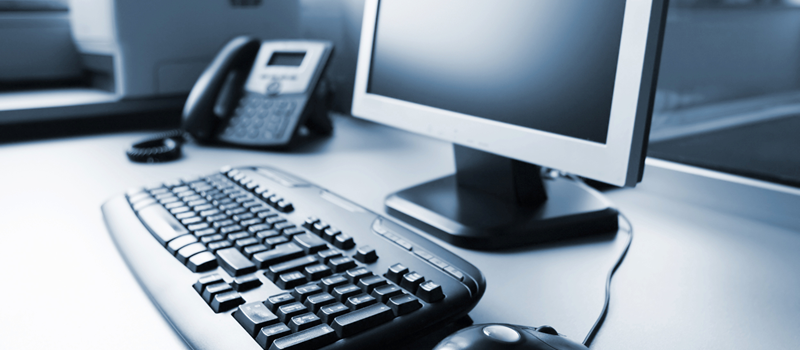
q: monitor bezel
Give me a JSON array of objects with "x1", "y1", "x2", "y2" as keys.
[{"x1": 352, "y1": 0, "x2": 658, "y2": 187}]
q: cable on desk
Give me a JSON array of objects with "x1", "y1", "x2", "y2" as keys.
[{"x1": 582, "y1": 211, "x2": 633, "y2": 347}]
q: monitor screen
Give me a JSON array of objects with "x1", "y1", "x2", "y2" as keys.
[{"x1": 367, "y1": 0, "x2": 627, "y2": 144}]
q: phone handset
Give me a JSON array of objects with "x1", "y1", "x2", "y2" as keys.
[{"x1": 182, "y1": 36, "x2": 261, "y2": 142}]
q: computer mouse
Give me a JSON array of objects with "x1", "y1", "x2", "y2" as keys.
[{"x1": 433, "y1": 324, "x2": 589, "y2": 350}]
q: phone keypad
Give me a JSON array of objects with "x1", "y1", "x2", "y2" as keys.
[{"x1": 221, "y1": 94, "x2": 301, "y2": 142}]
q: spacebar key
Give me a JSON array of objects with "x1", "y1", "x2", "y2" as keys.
[
  {"x1": 138, "y1": 205, "x2": 189, "y2": 246},
  {"x1": 269, "y1": 324, "x2": 338, "y2": 350}
]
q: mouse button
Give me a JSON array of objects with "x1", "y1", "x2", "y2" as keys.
[
  {"x1": 523, "y1": 330, "x2": 589, "y2": 350},
  {"x1": 536, "y1": 325, "x2": 559, "y2": 335},
  {"x1": 483, "y1": 325, "x2": 522, "y2": 343}
]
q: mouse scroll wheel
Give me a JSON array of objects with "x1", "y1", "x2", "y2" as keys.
[
  {"x1": 482, "y1": 325, "x2": 521, "y2": 343},
  {"x1": 536, "y1": 325, "x2": 559, "y2": 335}
]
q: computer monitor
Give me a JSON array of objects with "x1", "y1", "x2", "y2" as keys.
[{"x1": 351, "y1": 0, "x2": 668, "y2": 249}]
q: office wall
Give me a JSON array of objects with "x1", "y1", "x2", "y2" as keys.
[{"x1": 655, "y1": 2, "x2": 800, "y2": 111}]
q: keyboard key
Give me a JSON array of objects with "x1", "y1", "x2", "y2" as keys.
[
  {"x1": 167, "y1": 234, "x2": 198, "y2": 255},
  {"x1": 386, "y1": 263, "x2": 409, "y2": 283},
  {"x1": 206, "y1": 214, "x2": 228, "y2": 222},
  {"x1": 201, "y1": 234, "x2": 224, "y2": 245},
  {"x1": 211, "y1": 291, "x2": 245, "y2": 313},
  {"x1": 328, "y1": 256, "x2": 357, "y2": 273},
  {"x1": 333, "y1": 233, "x2": 355, "y2": 249},
  {"x1": 232, "y1": 274, "x2": 262, "y2": 292},
  {"x1": 277, "y1": 271, "x2": 307, "y2": 290},
  {"x1": 346, "y1": 293, "x2": 377, "y2": 311},
  {"x1": 345, "y1": 267, "x2": 373, "y2": 284},
  {"x1": 316, "y1": 249, "x2": 342, "y2": 264},
  {"x1": 256, "y1": 324, "x2": 291, "y2": 349},
  {"x1": 318, "y1": 275, "x2": 348, "y2": 293},
  {"x1": 255, "y1": 229, "x2": 281, "y2": 241},
  {"x1": 138, "y1": 205, "x2": 190, "y2": 246},
  {"x1": 193, "y1": 273, "x2": 223, "y2": 294},
  {"x1": 283, "y1": 227, "x2": 306, "y2": 237},
  {"x1": 358, "y1": 275, "x2": 388, "y2": 294},
  {"x1": 213, "y1": 219, "x2": 236, "y2": 229},
  {"x1": 220, "y1": 224, "x2": 244, "y2": 235},
  {"x1": 187, "y1": 251, "x2": 218, "y2": 272},
  {"x1": 270, "y1": 324, "x2": 337, "y2": 350},
  {"x1": 249, "y1": 205, "x2": 272, "y2": 214},
  {"x1": 332, "y1": 284, "x2": 361, "y2": 302},
  {"x1": 417, "y1": 280, "x2": 445, "y2": 303},
  {"x1": 371, "y1": 284, "x2": 403, "y2": 303},
  {"x1": 303, "y1": 264, "x2": 332, "y2": 281},
  {"x1": 169, "y1": 206, "x2": 191, "y2": 215},
  {"x1": 187, "y1": 222, "x2": 210, "y2": 232},
  {"x1": 234, "y1": 237, "x2": 259, "y2": 250},
  {"x1": 207, "y1": 240, "x2": 232, "y2": 253},
  {"x1": 331, "y1": 303, "x2": 394, "y2": 338},
  {"x1": 265, "y1": 293, "x2": 295, "y2": 312},
  {"x1": 240, "y1": 218, "x2": 262, "y2": 227},
  {"x1": 202, "y1": 282, "x2": 232, "y2": 303},
  {"x1": 303, "y1": 217, "x2": 319, "y2": 229},
  {"x1": 265, "y1": 216, "x2": 286, "y2": 227},
  {"x1": 233, "y1": 302, "x2": 279, "y2": 337},
  {"x1": 354, "y1": 245, "x2": 378, "y2": 263},
  {"x1": 291, "y1": 283, "x2": 323, "y2": 303},
  {"x1": 252, "y1": 243, "x2": 304, "y2": 269},
  {"x1": 216, "y1": 247, "x2": 257, "y2": 277},
  {"x1": 312, "y1": 221, "x2": 329, "y2": 234},
  {"x1": 292, "y1": 233, "x2": 328, "y2": 254},
  {"x1": 227, "y1": 231, "x2": 250, "y2": 242},
  {"x1": 400, "y1": 272, "x2": 425, "y2": 293},
  {"x1": 388, "y1": 294, "x2": 422, "y2": 316},
  {"x1": 277, "y1": 302, "x2": 308, "y2": 323},
  {"x1": 242, "y1": 200, "x2": 262, "y2": 208},
  {"x1": 444, "y1": 266, "x2": 465, "y2": 281},
  {"x1": 264, "y1": 236, "x2": 289, "y2": 249},
  {"x1": 429, "y1": 257, "x2": 450, "y2": 270},
  {"x1": 175, "y1": 211, "x2": 197, "y2": 220},
  {"x1": 273, "y1": 222, "x2": 296, "y2": 233},
  {"x1": 304, "y1": 292, "x2": 336, "y2": 313},
  {"x1": 195, "y1": 228, "x2": 219, "y2": 238},
  {"x1": 242, "y1": 244, "x2": 268, "y2": 259},
  {"x1": 316, "y1": 301, "x2": 348, "y2": 323},
  {"x1": 288, "y1": 312, "x2": 322, "y2": 332},
  {"x1": 176, "y1": 242, "x2": 207, "y2": 264},
  {"x1": 164, "y1": 201, "x2": 184, "y2": 209},
  {"x1": 322, "y1": 227, "x2": 340, "y2": 243}
]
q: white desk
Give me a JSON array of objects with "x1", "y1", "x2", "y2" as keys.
[{"x1": 1, "y1": 115, "x2": 798, "y2": 349}]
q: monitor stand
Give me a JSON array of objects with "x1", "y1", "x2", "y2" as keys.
[{"x1": 385, "y1": 145, "x2": 619, "y2": 250}]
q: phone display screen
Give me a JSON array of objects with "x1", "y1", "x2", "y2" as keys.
[{"x1": 268, "y1": 52, "x2": 306, "y2": 67}]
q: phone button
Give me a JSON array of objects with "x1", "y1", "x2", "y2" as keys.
[{"x1": 267, "y1": 81, "x2": 281, "y2": 95}]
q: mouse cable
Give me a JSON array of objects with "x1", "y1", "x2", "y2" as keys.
[{"x1": 582, "y1": 211, "x2": 633, "y2": 347}]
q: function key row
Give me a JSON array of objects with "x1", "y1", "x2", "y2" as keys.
[
  {"x1": 373, "y1": 221, "x2": 466, "y2": 282},
  {"x1": 222, "y1": 168, "x2": 294, "y2": 213}
]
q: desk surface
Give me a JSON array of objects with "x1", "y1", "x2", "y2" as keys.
[{"x1": 1, "y1": 115, "x2": 798, "y2": 350}]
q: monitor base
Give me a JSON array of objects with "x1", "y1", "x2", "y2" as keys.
[{"x1": 385, "y1": 174, "x2": 619, "y2": 250}]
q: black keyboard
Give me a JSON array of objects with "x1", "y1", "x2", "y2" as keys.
[{"x1": 102, "y1": 166, "x2": 486, "y2": 350}]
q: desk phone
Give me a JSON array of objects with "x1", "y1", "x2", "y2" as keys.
[{"x1": 183, "y1": 37, "x2": 334, "y2": 148}]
